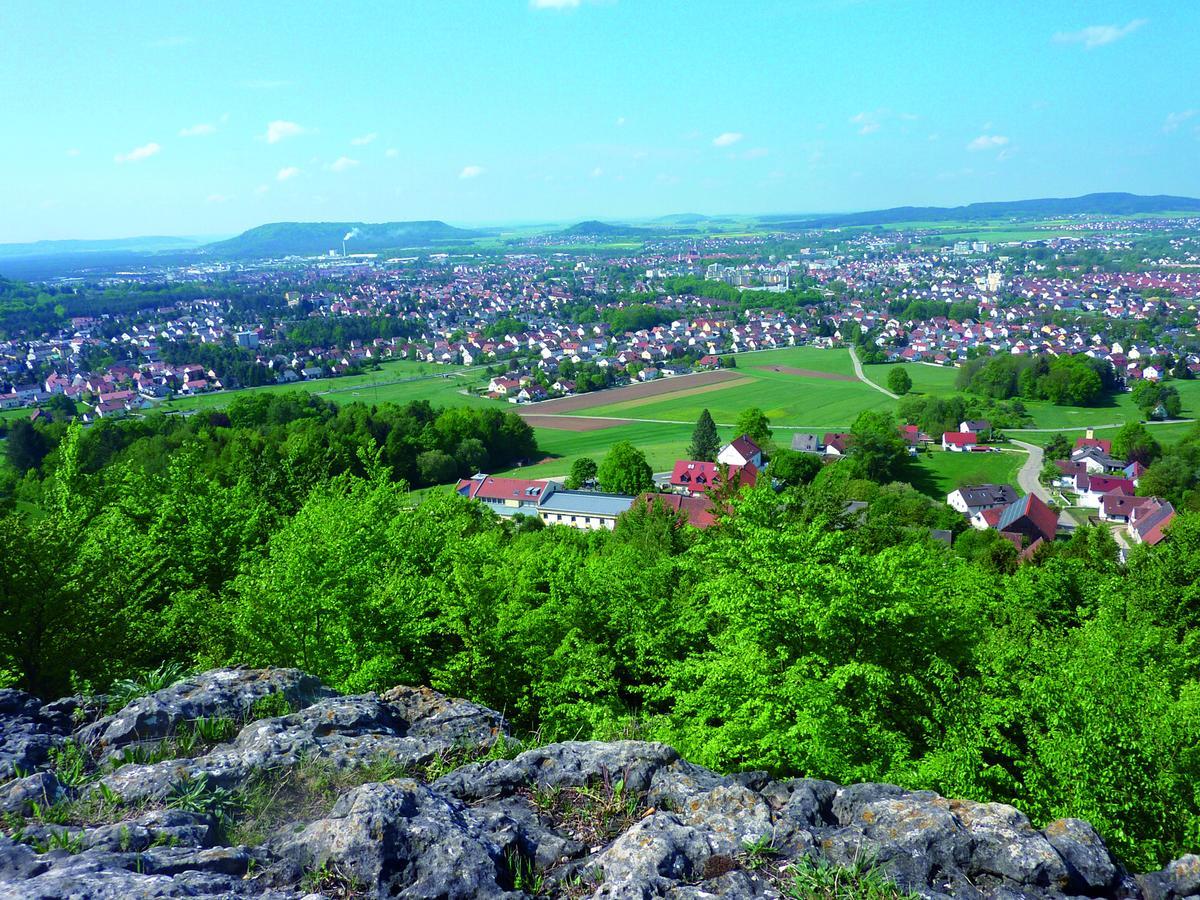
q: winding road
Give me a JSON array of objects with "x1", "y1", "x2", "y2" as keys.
[
  {"x1": 1010, "y1": 439, "x2": 1050, "y2": 502},
  {"x1": 849, "y1": 346, "x2": 900, "y2": 399}
]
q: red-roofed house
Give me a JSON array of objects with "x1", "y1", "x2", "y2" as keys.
[
  {"x1": 670, "y1": 460, "x2": 758, "y2": 496},
  {"x1": 1100, "y1": 493, "x2": 1155, "y2": 523},
  {"x1": 1078, "y1": 475, "x2": 1137, "y2": 508},
  {"x1": 1074, "y1": 435, "x2": 1113, "y2": 455},
  {"x1": 718, "y1": 435, "x2": 763, "y2": 468},
  {"x1": 942, "y1": 431, "x2": 978, "y2": 452},
  {"x1": 823, "y1": 432, "x2": 853, "y2": 456},
  {"x1": 991, "y1": 493, "x2": 1059, "y2": 547},
  {"x1": 1131, "y1": 500, "x2": 1176, "y2": 546},
  {"x1": 455, "y1": 474, "x2": 549, "y2": 512},
  {"x1": 900, "y1": 424, "x2": 933, "y2": 447},
  {"x1": 635, "y1": 492, "x2": 718, "y2": 529}
]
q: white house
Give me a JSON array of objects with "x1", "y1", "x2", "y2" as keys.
[{"x1": 718, "y1": 435, "x2": 763, "y2": 469}]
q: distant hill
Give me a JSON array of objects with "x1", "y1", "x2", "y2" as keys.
[
  {"x1": 0, "y1": 235, "x2": 202, "y2": 260},
  {"x1": 204, "y1": 221, "x2": 486, "y2": 258},
  {"x1": 764, "y1": 193, "x2": 1200, "y2": 230},
  {"x1": 559, "y1": 220, "x2": 649, "y2": 238},
  {"x1": 654, "y1": 213, "x2": 710, "y2": 225}
]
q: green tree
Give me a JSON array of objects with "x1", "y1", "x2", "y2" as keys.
[
  {"x1": 886, "y1": 367, "x2": 913, "y2": 396},
  {"x1": 733, "y1": 407, "x2": 772, "y2": 451},
  {"x1": 4, "y1": 420, "x2": 49, "y2": 474},
  {"x1": 769, "y1": 448, "x2": 823, "y2": 486},
  {"x1": 597, "y1": 441, "x2": 653, "y2": 495},
  {"x1": 849, "y1": 410, "x2": 908, "y2": 483},
  {"x1": 1112, "y1": 422, "x2": 1161, "y2": 467},
  {"x1": 687, "y1": 409, "x2": 720, "y2": 462},
  {"x1": 416, "y1": 450, "x2": 458, "y2": 486},
  {"x1": 566, "y1": 456, "x2": 598, "y2": 489},
  {"x1": 1043, "y1": 433, "x2": 1072, "y2": 462}
]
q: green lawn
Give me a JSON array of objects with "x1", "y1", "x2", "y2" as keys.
[
  {"x1": 871, "y1": 361, "x2": 960, "y2": 394},
  {"x1": 494, "y1": 420, "x2": 735, "y2": 479},
  {"x1": 902, "y1": 448, "x2": 1026, "y2": 500},
  {"x1": 162, "y1": 360, "x2": 500, "y2": 414},
  {"x1": 571, "y1": 348, "x2": 890, "y2": 427}
]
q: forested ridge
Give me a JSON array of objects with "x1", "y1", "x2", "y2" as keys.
[{"x1": 2, "y1": 393, "x2": 1199, "y2": 871}]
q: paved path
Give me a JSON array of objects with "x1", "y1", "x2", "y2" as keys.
[
  {"x1": 1010, "y1": 439, "x2": 1050, "y2": 502},
  {"x1": 848, "y1": 346, "x2": 900, "y2": 399},
  {"x1": 1008, "y1": 418, "x2": 1194, "y2": 433}
]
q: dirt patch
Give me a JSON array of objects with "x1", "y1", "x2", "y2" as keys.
[
  {"x1": 516, "y1": 415, "x2": 621, "y2": 432},
  {"x1": 527, "y1": 370, "x2": 745, "y2": 413},
  {"x1": 754, "y1": 365, "x2": 856, "y2": 382}
]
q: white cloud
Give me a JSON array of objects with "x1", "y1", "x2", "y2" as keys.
[
  {"x1": 967, "y1": 134, "x2": 1010, "y2": 151},
  {"x1": 742, "y1": 147, "x2": 769, "y2": 160},
  {"x1": 329, "y1": 156, "x2": 359, "y2": 172},
  {"x1": 590, "y1": 166, "x2": 604, "y2": 177},
  {"x1": 385, "y1": 148, "x2": 399, "y2": 158},
  {"x1": 531, "y1": 0, "x2": 581, "y2": 7},
  {"x1": 65, "y1": 148, "x2": 80, "y2": 157},
  {"x1": 350, "y1": 132, "x2": 377, "y2": 146},
  {"x1": 1054, "y1": 19, "x2": 1147, "y2": 48},
  {"x1": 1163, "y1": 110, "x2": 1197, "y2": 133},
  {"x1": 114, "y1": 142, "x2": 161, "y2": 163},
  {"x1": 265, "y1": 120, "x2": 306, "y2": 143},
  {"x1": 712, "y1": 131, "x2": 743, "y2": 147},
  {"x1": 850, "y1": 111, "x2": 881, "y2": 135},
  {"x1": 254, "y1": 184, "x2": 270, "y2": 196},
  {"x1": 616, "y1": 116, "x2": 626, "y2": 126},
  {"x1": 459, "y1": 165, "x2": 484, "y2": 179},
  {"x1": 276, "y1": 166, "x2": 301, "y2": 181},
  {"x1": 243, "y1": 79, "x2": 291, "y2": 90},
  {"x1": 205, "y1": 193, "x2": 232, "y2": 204},
  {"x1": 179, "y1": 122, "x2": 216, "y2": 137}
]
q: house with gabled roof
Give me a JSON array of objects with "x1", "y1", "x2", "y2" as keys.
[
  {"x1": 1130, "y1": 500, "x2": 1176, "y2": 546},
  {"x1": 948, "y1": 484, "x2": 1018, "y2": 517},
  {"x1": 942, "y1": 431, "x2": 978, "y2": 452},
  {"x1": 718, "y1": 435, "x2": 763, "y2": 468},
  {"x1": 990, "y1": 493, "x2": 1059, "y2": 547}
]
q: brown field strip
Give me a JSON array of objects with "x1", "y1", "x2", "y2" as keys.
[
  {"x1": 754, "y1": 365, "x2": 857, "y2": 382},
  {"x1": 525, "y1": 369, "x2": 745, "y2": 413},
  {"x1": 516, "y1": 415, "x2": 622, "y2": 431}
]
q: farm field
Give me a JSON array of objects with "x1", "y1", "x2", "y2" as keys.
[
  {"x1": 494, "y1": 419, "x2": 731, "y2": 479},
  {"x1": 903, "y1": 448, "x2": 1026, "y2": 500},
  {"x1": 560, "y1": 348, "x2": 890, "y2": 427},
  {"x1": 162, "y1": 360, "x2": 499, "y2": 414}
]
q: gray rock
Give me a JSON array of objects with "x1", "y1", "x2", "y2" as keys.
[
  {"x1": 0, "y1": 832, "x2": 43, "y2": 882},
  {"x1": 274, "y1": 778, "x2": 515, "y2": 898},
  {"x1": 0, "y1": 771, "x2": 63, "y2": 816},
  {"x1": 1041, "y1": 817, "x2": 1119, "y2": 894},
  {"x1": 79, "y1": 667, "x2": 336, "y2": 759},
  {"x1": 648, "y1": 761, "x2": 774, "y2": 853},
  {"x1": 98, "y1": 688, "x2": 506, "y2": 804},
  {"x1": 589, "y1": 812, "x2": 722, "y2": 896},
  {"x1": 950, "y1": 799, "x2": 1068, "y2": 890},
  {"x1": 436, "y1": 740, "x2": 681, "y2": 802},
  {"x1": 1138, "y1": 854, "x2": 1200, "y2": 900},
  {"x1": 761, "y1": 777, "x2": 838, "y2": 828},
  {"x1": 0, "y1": 689, "x2": 68, "y2": 779}
]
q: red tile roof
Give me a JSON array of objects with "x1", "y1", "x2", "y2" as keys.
[
  {"x1": 455, "y1": 476, "x2": 548, "y2": 502},
  {"x1": 1075, "y1": 437, "x2": 1113, "y2": 454},
  {"x1": 636, "y1": 492, "x2": 718, "y2": 528},
  {"x1": 943, "y1": 431, "x2": 978, "y2": 447}
]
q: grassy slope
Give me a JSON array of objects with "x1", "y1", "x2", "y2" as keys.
[
  {"x1": 495, "y1": 420, "x2": 728, "y2": 479},
  {"x1": 904, "y1": 448, "x2": 1025, "y2": 500},
  {"x1": 571, "y1": 348, "x2": 889, "y2": 427}
]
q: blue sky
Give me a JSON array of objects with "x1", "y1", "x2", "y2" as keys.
[{"x1": 2, "y1": 0, "x2": 1198, "y2": 241}]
